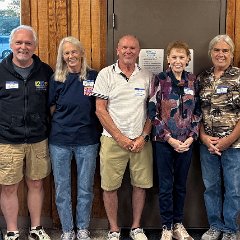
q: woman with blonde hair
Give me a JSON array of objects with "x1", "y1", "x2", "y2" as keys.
[{"x1": 49, "y1": 36, "x2": 101, "y2": 240}]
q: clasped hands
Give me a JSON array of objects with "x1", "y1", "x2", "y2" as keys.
[
  {"x1": 116, "y1": 135, "x2": 145, "y2": 153},
  {"x1": 202, "y1": 135, "x2": 231, "y2": 156},
  {"x1": 168, "y1": 137, "x2": 194, "y2": 153}
]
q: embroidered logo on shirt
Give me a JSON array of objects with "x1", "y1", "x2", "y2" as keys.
[{"x1": 35, "y1": 81, "x2": 48, "y2": 91}]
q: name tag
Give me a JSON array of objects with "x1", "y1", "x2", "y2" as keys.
[
  {"x1": 184, "y1": 87, "x2": 194, "y2": 95},
  {"x1": 6, "y1": 81, "x2": 19, "y2": 89},
  {"x1": 216, "y1": 86, "x2": 228, "y2": 94},
  {"x1": 134, "y1": 88, "x2": 145, "y2": 96},
  {"x1": 83, "y1": 80, "x2": 94, "y2": 87}
]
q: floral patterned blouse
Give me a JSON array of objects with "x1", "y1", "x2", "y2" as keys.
[{"x1": 149, "y1": 68, "x2": 202, "y2": 142}]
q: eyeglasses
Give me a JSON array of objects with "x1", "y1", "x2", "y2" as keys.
[
  {"x1": 63, "y1": 50, "x2": 79, "y2": 56},
  {"x1": 212, "y1": 48, "x2": 231, "y2": 54}
]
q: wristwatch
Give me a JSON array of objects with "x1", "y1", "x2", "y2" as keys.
[{"x1": 141, "y1": 132, "x2": 150, "y2": 142}]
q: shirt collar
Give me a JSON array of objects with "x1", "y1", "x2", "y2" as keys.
[
  {"x1": 113, "y1": 61, "x2": 141, "y2": 76},
  {"x1": 166, "y1": 67, "x2": 188, "y2": 87}
]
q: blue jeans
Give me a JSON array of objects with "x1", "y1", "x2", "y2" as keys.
[
  {"x1": 49, "y1": 143, "x2": 99, "y2": 232},
  {"x1": 153, "y1": 142, "x2": 193, "y2": 229},
  {"x1": 200, "y1": 144, "x2": 240, "y2": 233}
]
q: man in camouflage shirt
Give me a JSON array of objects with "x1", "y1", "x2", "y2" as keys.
[{"x1": 198, "y1": 35, "x2": 240, "y2": 240}]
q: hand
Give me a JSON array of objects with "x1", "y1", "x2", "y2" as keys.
[
  {"x1": 201, "y1": 133, "x2": 221, "y2": 155},
  {"x1": 209, "y1": 149, "x2": 221, "y2": 156},
  {"x1": 174, "y1": 137, "x2": 194, "y2": 153},
  {"x1": 183, "y1": 137, "x2": 194, "y2": 147},
  {"x1": 130, "y1": 136, "x2": 145, "y2": 153},
  {"x1": 215, "y1": 136, "x2": 232, "y2": 152},
  {"x1": 116, "y1": 134, "x2": 135, "y2": 151},
  {"x1": 168, "y1": 137, "x2": 189, "y2": 153}
]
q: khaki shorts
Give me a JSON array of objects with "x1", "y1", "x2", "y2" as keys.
[
  {"x1": 0, "y1": 139, "x2": 51, "y2": 185},
  {"x1": 100, "y1": 136, "x2": 153, "y2": 191}
]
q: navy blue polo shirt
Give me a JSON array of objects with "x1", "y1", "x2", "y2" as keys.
[{"x1": 48, "y1": 70, "x2": 101, "y2": 146}]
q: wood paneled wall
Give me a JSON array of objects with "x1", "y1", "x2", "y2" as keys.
[
  {"x1": 226, "y1": 0, "x2": 240, "y2": 67},
  {"x1": 21, "y1": 0, "x2": 107, "y2": 71}
]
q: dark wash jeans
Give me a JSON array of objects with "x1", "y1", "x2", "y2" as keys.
[{"x1": 153, "y1": 141, "x2": 193, "y2": 229}]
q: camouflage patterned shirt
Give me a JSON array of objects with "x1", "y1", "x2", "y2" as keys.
[{"x1": 198, "y1": 65, "x2": 240, "y2": 148}]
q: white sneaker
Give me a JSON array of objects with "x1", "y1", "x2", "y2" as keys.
[
  {"x1": 221, "y1": 233, "x2": 237, "y2": 240},
  {"x1": 107, "y1": 231, "x2": 120, "y2": 240},
  {"x1": 130, "y1": 228, "x2": 148, "y2": 240},
  {"x1": 77, "y1": 229, "x2": 90, "y2": 240},
  {"x1": 28, "y1": 226, "x2": 51, "y2": 240},
  {"x1": 201, "y1": 228, "x2": 222, "y2": 240},
  {"x1": 161, "y1": 226, "x2": 173, "y2": 240},
  {"x1": 61, "y1": 230, "x2": 76, "y2": 240},
  {"x1": 173, "y1": 223, "x2": 193, "y2": 240},
  {"x1": 4, "y1": 232, "x2": 19, "y2": 240}
]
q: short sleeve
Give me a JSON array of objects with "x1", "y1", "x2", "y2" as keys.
[
  {"x1": 92, "y1": 67, "x2": 110, "y2": 100},
  {"x1": 48, "y1": 77, "x2": 59, "y2": 107}
]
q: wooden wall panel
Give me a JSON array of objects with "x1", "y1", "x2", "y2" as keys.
[
  {"x1": 21, "y1": 0, "x2": 107, "y2": 71},
  {"x1": 17, "y1": 181, "x2": 28, "y2": 216},
  {"x1": 30, "y1": 0, "x2": 38, "y2": 56},
  {"x1": 226, "y1": 0, "x2": 240, "y2": 67},
  {"x1": 79, "y1": 0, "x2": 92, "y2": 65},
  {"x1": 37, "y1": 0, "x2": 49, "y2": 63},
  {"x1": 20, "y1": 0, "x2": 30, "y2": 25},
  {"x1": 55, "y1": 0, "x2": 68, "y2": 45},
  {"x1": 91, "y1": 0, "x2": 107, "y2": 70},
  {"x1": 226, "y1": 0, "x2": 235, "y2": 39},
  {"x1": 48, "y1": 0, "x2": 57, "y2": 69},
  {"x1": 42, "y1": 177, "x2": 52, "y2": 217},
  {"x1": 234, "y1": 1, "x2": 240, "y2": 67},
  {"x1": 70, "y1": 0, "x2": 80, "y2": 39}
]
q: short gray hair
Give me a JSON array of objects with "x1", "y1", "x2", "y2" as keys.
[
  {"x1": 208, "y1": 34, "x2": 234, "y2": 57},
  {"x1": 9, "y1": 25, "x2": 38, "y2": 46}
]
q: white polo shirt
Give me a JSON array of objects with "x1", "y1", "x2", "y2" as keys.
[{"x1": 92, "y1": 62, "x2": 153, "y2": 139}]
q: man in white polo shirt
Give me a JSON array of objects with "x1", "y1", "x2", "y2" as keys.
[{"x1": 92, "y1": 35, "x2": 153, "y2": 240}]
